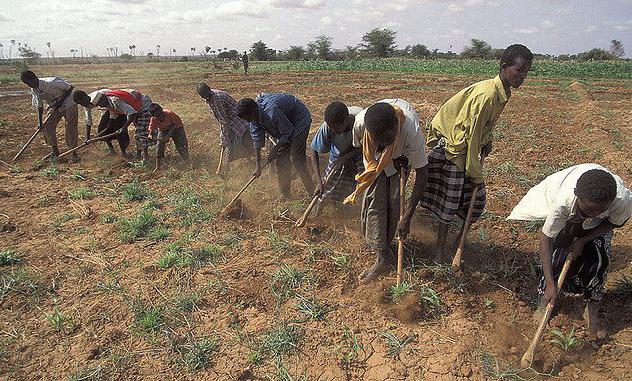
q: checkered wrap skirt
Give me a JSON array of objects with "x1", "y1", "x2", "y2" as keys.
[
  {"x1": 134, "y1": 110, "x2": 157, "y2": 149},
  {"x1": 419, "y1": 145, "x2": 486, "y2": 224},
  {"x1": 320, "y1": 155, "x2": 364, "y2": 203},
  {"x1": 538, "y1": 223, "x2": 612, "y2": 302}
]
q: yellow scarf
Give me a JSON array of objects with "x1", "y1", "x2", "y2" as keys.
[{"x1": 343, "y1": 104, "x2": 405, "y2": 205}]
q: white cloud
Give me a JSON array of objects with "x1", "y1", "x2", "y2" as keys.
[
  {"x1": 267, "y1": 0, "x2": 325, "y2": 8},
  {"x1": 585, "y1": 25, "x2": 598, "y2": 32},
  {"x1": 541, "y1": 19, "x2": 555, "y2": 29},
  {"x1": 514, "y1": 27, "x2": 538, "y2": 34},
  {"x1": 0, "y1": 13, "x2": 14, "y2": 22},
  {"x1": 216, "y1": 1, "x2": 269, "y2": 18},
  {"x1": 320, "y1": 16, "x2": 333, "y2": 25}
]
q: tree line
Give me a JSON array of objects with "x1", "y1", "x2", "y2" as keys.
[
  {"x1": 248, "y1": 28, "x2": 626, "y2": 62},
  {"x1": 0, "y1": 28, "x2": 626, "y2": 63}
]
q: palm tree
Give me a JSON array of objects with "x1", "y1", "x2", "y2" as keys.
[
  {"x1": 71, "y1": 49, "x2": 77, "y2": 58},
  {"x1": 156, "y1": 44, "x2": 160, "y2": 56},
  {"x1": 172, "y1": 48, "x2": 176, "y2": 60},
  {"x1": 0, "y1": 43, "x2": 4, "y2": 60},
  {"x1": 190, "y1": 47, "x2": 196, "y2": 57}
]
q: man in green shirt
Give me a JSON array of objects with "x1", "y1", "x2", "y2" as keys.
[{"x1": 420, "y1": 44, "x2": 533, "y2": 263}]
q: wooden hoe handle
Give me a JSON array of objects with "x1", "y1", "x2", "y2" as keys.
[{"x1": 520, "y1": 257, "x2": 573, "y2": 368}]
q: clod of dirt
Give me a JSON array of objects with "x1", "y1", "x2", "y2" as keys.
[
  {"x1": 221, "y1": 199, "x2": 244, "y2": 219},
  {"x1": 87, "y1": 347, "x2": 101, "y2": 360},
  {"x1": 391, "y1": 293, "x2": 422, "y2": 324},
  {"x1": 237, "y1": 368, "x2": 256, "y2": 381},
  {"x1": 1, "y1": 221, "x2": 16, "y2": 232}
]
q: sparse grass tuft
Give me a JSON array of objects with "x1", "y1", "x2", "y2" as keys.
[
  {"x1": 270, "y1": 264, "x2": 308, "y2": 302},
  {"x1": 121, "y1": 177, "x2": 151, "y2": 201},
  {"x1": 419, "y1": 285, "x2": 443, "y2": 317},
  {"x1": 268, "y1": 230, "x2": 292, "y2": 252},
  {"x1": 68, "y1": 186, "x2": 96, "y2": 200},
  {"x1": 67, "y1": 366, "x2": 106, "y2": 381},
  {"x1": 480, "y1": 351, "x2": 525, "y2": 380},
  {"x1": 550, "y1": 328, "x2": 578, "y2": 351},
  {"x1": 157, "y1": 243, "x2": 224, "y2": 269},
  {"x1": 175, "y1": 335, "x2": 218, "y2": 372},
  {"x1": 261, "y1": 323, "x2": 304, "y2": 360},
  {"x1": 388, "y1": 281, "x2": 414, "y2": 303},
  {"x1": 117, "y1": 208, "x2": 165, "y2": 243},
  {"x1": 0, "y1": 249, "x2": 21, "y2": 266},
  {"x1": 41, "y1": 166, "x2": 59, "y2": 179},
  {"x1": 295, "y1": 295, "x2": 332, "y2": 321},
  {"x1": 131, "y1": 299, "x2": 165, "y2": 335},
  {"x1": 611, "y1": 275, "x2": 632, "y2": 297},
  {"x1": 0, "y1": 269, "x2": 51, "y2": 301},
  {"x1": 175, "y1": 292, "x2": 202, "y2": 313},
  {"x1": 170, "y1": 188, "x2": 212, "y2": 226},
  {"x1": 330, "y1": 254, "x2": 350, "y2": 271},
  {"x1": 380, "y1": 332, "x2": 417, "y2": 359},
  {"x1": 44, "y1": 306, "x2": 73, "y2": 333},
  {"x1": 338, "y1": 328, "x2": 364, "y2": 366}
]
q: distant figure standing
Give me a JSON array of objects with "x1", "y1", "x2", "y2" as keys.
[{"x1": 242, "y1": 51, "x2": 249, "y2": 76}]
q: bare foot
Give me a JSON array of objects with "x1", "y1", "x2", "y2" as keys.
[
  {"x1": 583, "y1": 302, "x2": 606, "y2": 339},
  {"x1": 358, "y1": 253, "x2": 389, "y2": 284}
]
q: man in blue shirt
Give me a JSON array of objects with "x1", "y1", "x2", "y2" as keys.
[
  {"x1": 237, "y1": 93, "x2": 314, "y2": 199},
  {"x1": 310, "y1": 101, "x2": 363, "y2": 207}
]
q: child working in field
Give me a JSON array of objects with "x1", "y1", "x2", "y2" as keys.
[
  {"x1": 148, "y1": 103, "x2": 190, "y2": 172},
  {"x1": 508, "y1": 164, "x2": 632, "y2": 339},
  {"x1": 345, "y1": 99, "x2": 428, "y2": 283}
]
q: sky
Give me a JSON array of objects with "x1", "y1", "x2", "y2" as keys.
[{"x1": 0, "y1": 0, "x2": 630, "y2": 58}]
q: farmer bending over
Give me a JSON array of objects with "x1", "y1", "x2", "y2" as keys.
[
  {"x1": 73, "y1": 88, "x2": 154, "y2": 160},
  {"x1": 237, "y1": 93, "x2": 314, "y2": 200},
  {"x1": 195, "y1": 83, "x2": 254, "y2": 175},
  {"x1": 508, "y1": 164, "x2": 631, "y2": 339},
  {"x1": 346, "y1": 99, "x2": 428, "y2": 283},
  {"x1": 20, "y1": 70, "x2": 79, "y2": 162},
  {"x1": 309, "y1": 101, "x2": 364, "y2": 213},
  {"x1": 73, "y1": 89, "x2": 130, "y2": 157},
  {"x1": 148, "y1": 103, "x2": 190, "y2": 172}
]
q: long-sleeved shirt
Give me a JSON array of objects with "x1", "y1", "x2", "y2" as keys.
[
  {"x1": 507, "y1": 163, "x2": 632, "y2": 238},
  {"x1": 353, "y1": 99, "x2": 428, "y2": 177},
  {"x1": 148, "y1": 109, "x2": 184, "y2": 134},
  {"x1": 206, "y1": 89, "x2": 249, "y2": 147},
  {"x1": 31, "y1": 77, "x2": 75, "y2": 112},
  {"x1": 428, "y1": 75, "x2": 509, "y2": 183},
  {"x1": 250, "y1": 93, "x2": 311, "y2": 150}
]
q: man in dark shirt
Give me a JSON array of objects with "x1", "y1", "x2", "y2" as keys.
[{"x1": 237, "y1": 93, "x2": 314, "y2": 200}]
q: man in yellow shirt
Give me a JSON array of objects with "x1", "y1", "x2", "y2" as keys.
[{"x1": 420, "y1": 44, "x2": 533, "y2": 263}]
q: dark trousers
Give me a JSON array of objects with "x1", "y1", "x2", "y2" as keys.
[
  {"x1": 276, "y1": 128, "x2": 313, "y2": 196},
  {"x1": 98, "y1": 112, "x2": 130, "y2": 154},
  {"x1": 156, "y1": 128, "x2": 189, "y2": 160}
]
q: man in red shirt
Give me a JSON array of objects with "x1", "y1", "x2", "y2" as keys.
[{"x1": 148, "y1": 103, "x2": 190, "y2": 172}]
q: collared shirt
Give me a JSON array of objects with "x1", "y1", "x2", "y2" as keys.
[
  {"x1": 148, "y1": 109, "x2": 183, "y2": 134},
  {"x1": 206, "y1": 89, "x2": 249, "y2": 147},
  {"x1": 250, "y1": 93, "x2": 311, "y2": 149},
  {"x1": 352, "y1": 99, "x2": 428, "y2": 177},
  {"x1": 507, "y1": 163, "x2": 632, "y2": 238},
  {"x1": 311, "y1": 106, "x2": 363, "y2": 166},
  {"x1": 428, "y1": 75, "x2": 509, "y2": 183},
  {"x1": 82, "y1": 88, "x2": 111, "y2": 126},
  {"x1": 31, "y1": 77, "x2": 75, "y2": 112}
]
